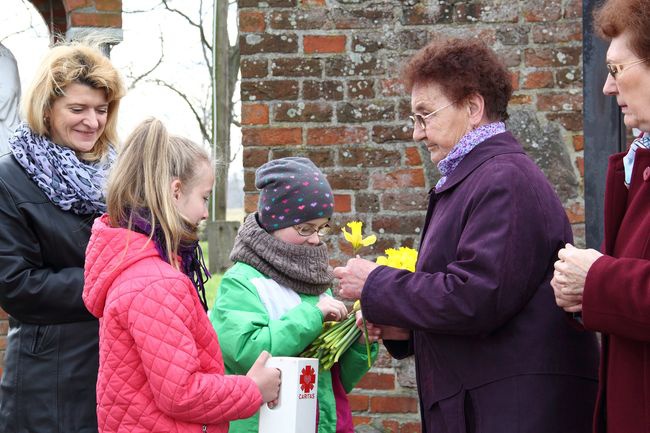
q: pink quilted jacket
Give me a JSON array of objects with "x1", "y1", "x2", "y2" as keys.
[{"x1": 83, "y1": 215, "x2": 262, "y2": 433}]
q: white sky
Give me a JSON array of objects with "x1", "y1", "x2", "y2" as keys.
[{"x1": 0, "y1": 0, "x2": 243, "y2": 190}]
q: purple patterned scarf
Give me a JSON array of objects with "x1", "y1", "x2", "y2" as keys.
[
  {"x1": 436, "y1": 122, "x2": 506, "y2": 190},
  {"x1": 9, "y1": 123, "x2": 115, "y2": 214},
  {"x1": 128, "y1": 209, "x2": 211, "y2": 311}
]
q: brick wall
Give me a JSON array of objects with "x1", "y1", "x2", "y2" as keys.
[
  {"x1": 239, "y1": 0, "x2": 584, "y2": 431},
  {"x1": 0, "y1": 0, "x2": 122, "y2": 377}
]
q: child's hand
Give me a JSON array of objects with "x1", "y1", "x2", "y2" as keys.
[
  {"x1": 355, "y1": 310, "x2": 381, "y2": 343},
  {"x1": 316, "y1": 297, "x2": 348, "y2": 322},
  {"x1": 246, "y1": 351, "x2": 281, "y2": 404}
]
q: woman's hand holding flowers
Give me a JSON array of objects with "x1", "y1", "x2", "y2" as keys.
[{"x1": 333, "y1": 257, "x2": 379, "y2": 300}]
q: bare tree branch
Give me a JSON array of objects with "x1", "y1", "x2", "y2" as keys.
[
  {"x1": 127, "y1": 34, "x2": 165, "y2": 90},
  {"x1": 149, "y1": 78, "x2": 212, "y2": 144},
  {"x1": 161, "y1": 0, "x2": 213, "y2": 52}
]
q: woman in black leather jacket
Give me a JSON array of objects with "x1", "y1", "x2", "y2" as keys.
[{"x1": 0, "y1": 40, "x2": 125, "y2": 433}]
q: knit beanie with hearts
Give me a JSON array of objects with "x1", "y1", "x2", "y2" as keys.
[{"x1": 255, "y1": 157, "x2": 334, "y2": 232}]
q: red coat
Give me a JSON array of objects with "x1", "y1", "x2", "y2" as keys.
[
  {"x1": 583, "y1": 147, "x2": 650, "y2": 433},
  {"x1": 83, "y1": 215, "x2": 262, "y2": 433}
]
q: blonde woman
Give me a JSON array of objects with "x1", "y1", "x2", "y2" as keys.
[
  {"x1": 0, "y1": 40, "x2": 125, "y2": 432},
  {"x1": 82, "y1": 118, "x2": 280, "y2": 433}
]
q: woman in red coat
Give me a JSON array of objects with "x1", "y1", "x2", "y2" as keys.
[{"x1": 552, "y1": 1, "x2": 650, "y2": 432}]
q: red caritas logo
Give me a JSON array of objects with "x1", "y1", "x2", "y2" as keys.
[{"x1": 299, "y1": 365, "x2": 316, "y2": 393}]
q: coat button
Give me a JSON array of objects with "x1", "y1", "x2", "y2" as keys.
[{"x1": 644, "y1": 167, "x2": 650, "y2": 182}]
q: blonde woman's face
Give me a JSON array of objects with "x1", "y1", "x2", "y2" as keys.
[
  {"x1": 173, "y1": 162, "x2": 214, "y2": 226},
  {"x1": 46, "y1": 83, "x2": 109, "y2": 152}
]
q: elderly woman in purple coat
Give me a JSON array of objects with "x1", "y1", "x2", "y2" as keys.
[{"x1": 334, "y1": 38, "x2": 600, "y2": 433}]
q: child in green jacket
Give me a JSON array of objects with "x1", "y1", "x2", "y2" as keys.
[{"x1": 210, "y1": 157, "x2": 378, "y2": 433}]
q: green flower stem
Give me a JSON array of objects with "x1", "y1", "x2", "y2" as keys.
[{"x1": 362, "y1": 317, "x2": 372, "y2": 368}]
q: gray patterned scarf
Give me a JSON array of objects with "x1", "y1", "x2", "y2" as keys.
[
  {"x1": 230, "y1": 213, "x2": 333, "y2": 295},
  {"x1": 9, "y1": 123, "x2": 115, "y2": 215}
]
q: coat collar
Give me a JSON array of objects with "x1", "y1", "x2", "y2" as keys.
[{"x1": 433, "y1": 131, "x2": 524, "y2": 194}]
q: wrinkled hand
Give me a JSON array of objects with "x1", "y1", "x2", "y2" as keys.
[
  {"x1": 333, "y1": 257, "x2": 380, "y2": 300},
  {"x1": 551, "y1": 243, "x2": 602, "y2": 313},
  {"x1": 316, "y1": 296, "x2": 349, "y2": 322},
  {"x1": 355, "y1": 310, "x2": 381, "y2": 344},
  {"x1": 246, "y1": 351, "x2": 281, "y2": 404}
]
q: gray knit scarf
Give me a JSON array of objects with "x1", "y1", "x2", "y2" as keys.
[{"x1": 230, "y1": 213, "x2": 333, "y2": 295}]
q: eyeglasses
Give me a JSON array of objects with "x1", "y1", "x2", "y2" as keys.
[
  {"x1": 606, "y1": 58, "x2": 648, "y2": 79},
  {"x1": 292, "y1": 223, "x2": 332, "y2": 237},
  {"x1": 409, "y1": 101, "x2": 455, "y2": 130}
]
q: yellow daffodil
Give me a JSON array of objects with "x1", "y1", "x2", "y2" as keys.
[
  {"x1": 341, "y1": 221, "x2": 376, "y2": 253},
  {"x1": 376, "y1": 246, "x2": 418, "y2": 272}
]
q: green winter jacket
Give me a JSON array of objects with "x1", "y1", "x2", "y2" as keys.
[{"x1": 209, "y1": 262, "x2": 377, "y2": 433}]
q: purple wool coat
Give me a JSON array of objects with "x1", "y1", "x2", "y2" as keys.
[{"x1": 362, "y1": 132, "x2": 600, "y2": 433}]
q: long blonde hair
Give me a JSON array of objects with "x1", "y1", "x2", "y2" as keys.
[
  {"x1": 106, "y1": 118, "x2": 212, "y2": 269},
  {"x1": 22, "y1": 39, "x2": 125, "y2": 161}
]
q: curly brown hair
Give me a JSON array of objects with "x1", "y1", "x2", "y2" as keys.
[
  {"x1": 594, "y1": 0, "x2": 650, "y2": 59},
  {"x1": 402, "y1": 37, "x2": 512, "y2": 122}
]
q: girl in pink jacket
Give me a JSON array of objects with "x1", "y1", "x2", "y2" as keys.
[{"x1": 83, "y1": 118, "x2": 280, "y2": 433}]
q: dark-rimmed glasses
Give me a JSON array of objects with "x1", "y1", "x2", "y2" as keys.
[
  {"x1": 292, "y1": 223, "x2": 332, "y2": 237},
  {"x1": 607, "y1": 58, "x2": 648, "y2": 79},
  {"x1": 409, "y1": 101, "x2": 455, "y2": 130}
]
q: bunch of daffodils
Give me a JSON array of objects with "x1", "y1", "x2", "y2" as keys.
[
  {"x1": 301, "y1": 221, "x2": 376, "y2": 370},
  {"x1": 300, "y1": 300, "x2": 364, "y2": 370}
]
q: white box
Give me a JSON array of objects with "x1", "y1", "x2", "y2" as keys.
[{"x1": 258, "y1": 356, "x2": 319, "y2": 433}]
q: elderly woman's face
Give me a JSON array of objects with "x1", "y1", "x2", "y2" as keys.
[
  {"x1": 603, "y1": 31, "x2": 650, "y2": 131},
  {"x1": 46, "y1": 82, "x2": 109, "y2": 152},
  {"x1": 411, "y1": 81, "x2": 471, "y2": 164}
]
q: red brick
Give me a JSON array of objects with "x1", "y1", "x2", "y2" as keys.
[
  {"x1": 327, "y1": 170, "x2": 369, "y2": 190},
  {"x1": 271, "y1": 58, "x2": 322, "y2": 77},
  {"x1": 352, "y1": 416, "x2": 371, "y2": 426},
  {"x1": 304, "y1": 35, "x2": 347, "y2": 54},
  {"x1": 372, "y1": 125, "x2": 412, "y2": 143},
  {"x1": 273, "y1": 102, "x2": 332, "y2": 122},
  {"x1": 576, "y1": 156, "x2": 584, "y2": 177},
  {"x1": 405, "y1": 147, "x2": 422, "y2": 165},
  {"x1": 241, "y1": 80, "x2": 299, "y2": 101},
  {"x1": 573, "y1": 135, "x2": 584, "y2": 151},
  {"x1": 334, "y1": 194, "x2": 352, "y2": 213},
  {"x1": 372, "y1": 215, "x2": 425, "y2": 235},
  {"x1": 64, "y1": 0, "x2": 91, "y2": 11},
  {"x1": 340, "y1": 148, "x2": 401, "y2": 168},
  {"x1": 381, "y1": 192, "x2": 427, "y2": 211},
  {"x1": 524, "y1": 71, "x2": 554, "y2": 89},
  {"x1": 370, "y1": 395, "x2": 419, "y2": 413},
  {"x1": 546, "y1": 112, "x2": 583, "y2": 131},
  {"x1": 400, "y1": 422, "x2": 423, "y2": 433},
  {"x1": 95, "y1": 0, "x2": 121, "y2": 12},
  {"x1": 242, "y1": 104, "x2": 269, "y2": 125},
  {"x1": 70, "y1": 12, "x2": 121, "y2": 27},
  {"x1": 380, "y1": 78, "x2": 404, "y2": 97},
  {"x1": 348, "y1": 393, "x2": 369, "y2": 411},
  {"x1": 242, "y1": 127, "x2": 302, "y2": 146},
  {"x1": 301, "y1": 0, "x2": 326, "y2": 5},
  {"x1": 532, "y1": 23, "x2": 581, "y2": 44},
  {"x1": 240, "y1": 33, "x2": 298, "y2": 55},
  {"x1": 511, "y1": 71, "x2": 520, "y2": 91},
  {"x1": 242, "y1": 148, "x2": 269, "y2": 168},
  {"x1": 241, "y1": 59, "x2": 268, "y2": 79},
  {"x1": 525, "y1": 47, "x2": 582, "y2": 67},
  {"x1": 383, "y1": 420, "x2": 399, "y2": 433},
  {"x1": 524, "y1": 0, "x2": 562, "y2": 22},
  {"x1": 244, "y1": 194, "x2": 259, "y2": 213},
  {"x1": 536, "y1": 93, "x2": 582, "y2": 112},
  {"x1": 510, "y1": 94, "x2": 533, "y2": 105},
  {"x1": 239, "y1": 10, "x2": 266, "y2": 32},
  {"x1": 355, "y1": 372, "x2": 395, "y2": 390},
  {"x1": 371, "y1": 169, "x2": 425, "y2": 189},
  {"x1": 565, "y1": 202, "x2": 585, "y2": 224},
  {"x1": 306, "y1": 127, "x2": 368, "y2": 146}
]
